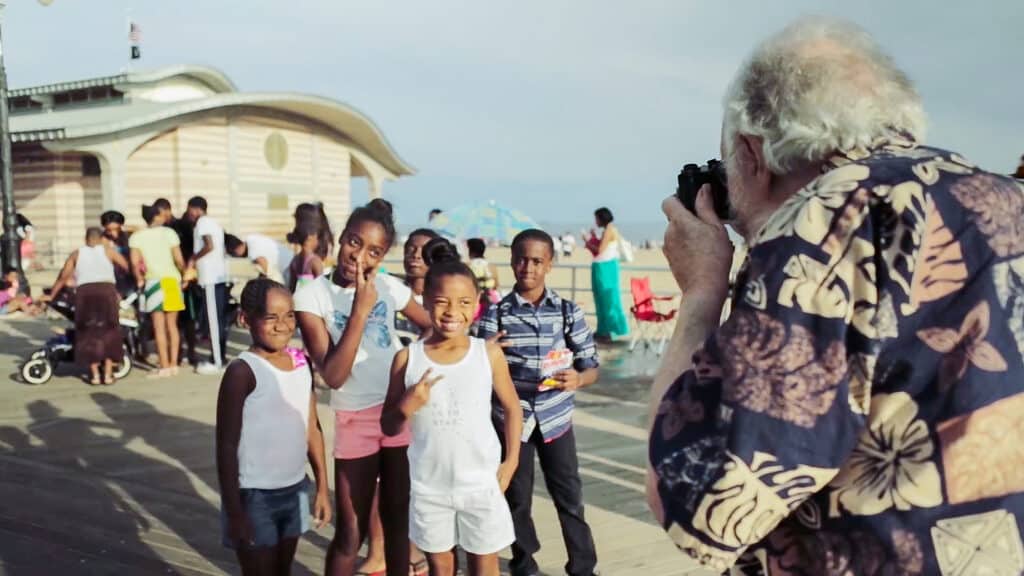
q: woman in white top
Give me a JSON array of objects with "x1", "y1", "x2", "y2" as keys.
[
  {"x1": 586, "y1": 207, "x2": 630, "y2": 340},
  {"x1": 42, "y1": 227, "x2": 129, "y2": 385},
  {"x1": 382, "y1": 238, "x2": 522, "y2": 576}
]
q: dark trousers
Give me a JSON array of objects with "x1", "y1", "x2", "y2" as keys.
[
  {"x1": 199, "y1": 283, "x2": 229, "y2": 366},
  {"x1": 501, "y1": 426, "x2": 598, "y2": 576}
]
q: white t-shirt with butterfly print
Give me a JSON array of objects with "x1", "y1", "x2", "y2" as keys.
[{"x1": 294, "y1": 273, "x2": 412, "y2": 411}]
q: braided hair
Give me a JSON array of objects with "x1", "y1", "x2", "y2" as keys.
[
  {"x1": 422, "y1": 237, "x2": 477, "y2": 294},
  {"x1": 240, "y1": 277, "x2": 290, "y2": 318}
]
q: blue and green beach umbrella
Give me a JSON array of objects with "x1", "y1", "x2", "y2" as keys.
[{"x1": 431, "y1": 200, "x2": 541, "y2": 245}]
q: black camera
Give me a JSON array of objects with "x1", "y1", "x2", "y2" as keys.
[{"x1": 676, "y1": 159, "x2": 730, "y2": 220}]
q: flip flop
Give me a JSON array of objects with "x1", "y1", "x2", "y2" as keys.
[{"x1": 410, "y1": 559, "x2": 429, "y2": 576}]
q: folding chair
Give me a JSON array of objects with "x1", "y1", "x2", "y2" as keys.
[{"x1": 629, "y1": 277, "x2": 678, "y2": 355}]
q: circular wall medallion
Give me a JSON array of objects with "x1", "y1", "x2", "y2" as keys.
[{"x1": 264, "y1": 132, "x2": 288, "y2": 171}]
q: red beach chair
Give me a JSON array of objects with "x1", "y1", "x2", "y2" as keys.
[{"x1": 629, "y1": 277, "x2": 678, "y2": 354}]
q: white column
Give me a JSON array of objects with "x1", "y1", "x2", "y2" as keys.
[
  {"x1": 368, "y1": 174, "x2": 383, "y2": 199},
  {"x1": 227, "y1": 114, "x2": 240, "y2": 233},
  {"x1": 98, "y1": 153, "x2": 126, "y2": 212}
]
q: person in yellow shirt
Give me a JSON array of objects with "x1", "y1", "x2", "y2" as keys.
[{"x1": 129, "y1": 204, "x2": 188, "y2": 378}]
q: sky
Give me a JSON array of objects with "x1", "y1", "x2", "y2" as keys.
[{"x1": 4, "y1": 0, "x2": 1022, "y2": 234}]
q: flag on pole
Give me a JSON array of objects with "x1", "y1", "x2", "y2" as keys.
[{"x1": 129, "y1": 21, "x2": 141, "y2": 60}]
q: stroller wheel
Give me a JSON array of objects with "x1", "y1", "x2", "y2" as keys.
[
  {"x1": 22, "y1": 358, "x2": 54, "y2": 385},
  {"x1": 113, "y1": 346, "x2": 133, "y2": 380}
]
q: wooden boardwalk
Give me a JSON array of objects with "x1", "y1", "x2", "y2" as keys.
[{"x1": 0, "y1": 317, "x2": 690, "y2": 575}]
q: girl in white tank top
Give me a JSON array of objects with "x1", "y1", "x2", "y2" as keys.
[
  {"x1": 381, "y1": 238, "x2": 523, "y2": 573},
  {"x1": 215, "y1": 279, "x2": 331, "y2": 573}
]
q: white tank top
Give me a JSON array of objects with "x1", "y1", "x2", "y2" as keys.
[
  {"x1": 75, "y1": 244, "x2": 115, "y2": 285},
  {"x1": 236, "y1": 349, "x2": 312, "y2": 489},
  {"x1": 594, "y1": 229, "x2": 620, "y2": 263},
  {"x1": 405, "y1": 338, "x2": 499, "y2": 495}
]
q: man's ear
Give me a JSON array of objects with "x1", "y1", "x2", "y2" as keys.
[
  {"x1": 737, "y1": 134, "x2": 771, "y2": 181},
  {"x1": 237, "y1": 312, "x2": 249, "y2": 329},
  {"x1": 736, "y1": 133, "x2": 775, "y2": 203}
]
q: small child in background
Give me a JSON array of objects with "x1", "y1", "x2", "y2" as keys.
[
  {"x1": 477, "y1": 229, "x2": 601, "y2": 576},
  {"x1": 287, "y1": 224, "x2": 324, "y2": 293},
  {"x1": 382, "y1": 237, "x2": 523, "y2": 576},
  {"x1": 466, "y1": 238, "x2": 500, "y2": 325},
  {"x1": 216, "y1": 278, "x2": 331, "y2": 575}
]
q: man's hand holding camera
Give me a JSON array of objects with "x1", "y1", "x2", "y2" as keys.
[{"x1": 662, "y1": 184, "x2": 733, "y2": 315}]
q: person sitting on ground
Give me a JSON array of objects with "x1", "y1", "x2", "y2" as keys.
[
  {"x1": 647, "y1": 16, "x2": 1024, "y2": 575},
  {"x1": 225, "y1": 233, "x2": 294, "y2": 286},
  {"x1": 42, "y1": 227, "x2": 129, "y2": 385},
  {"x1": 0, "y1": 269, "x2": 39, "y2": 316}
]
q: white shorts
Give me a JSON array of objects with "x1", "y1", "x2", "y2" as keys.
[{"x1": 410, "y1": 485, "x2": 515, "y2": 555}]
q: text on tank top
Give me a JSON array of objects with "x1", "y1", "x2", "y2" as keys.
[
  {"x1": 236, "y1": 348, "x2": 312, "y2": 489},
  {"x1": 75, "y1": 244, "x2": 116, "y2": 285},
  {"x1": 404, "y1": 338, "x2": 500, "y2": 494}
]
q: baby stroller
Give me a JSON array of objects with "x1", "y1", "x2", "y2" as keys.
[{"x1": 21, "y1": 289, "x2": 141, "y2": 385}]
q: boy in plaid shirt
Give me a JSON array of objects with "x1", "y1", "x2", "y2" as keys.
[{"x1": 477, "y1": 229, "x2": 600, "y2": 576}]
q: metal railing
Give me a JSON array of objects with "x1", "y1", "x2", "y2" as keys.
[{"x1": 382, "y1": 259, "x2": 679, "y2": 319}]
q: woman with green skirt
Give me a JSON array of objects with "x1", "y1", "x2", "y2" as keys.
[{"x1": 587, "y1": 207, "x2": 629, "y2": 340}]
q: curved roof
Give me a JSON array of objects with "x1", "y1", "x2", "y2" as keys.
[
  {"x1": 10, "y1": 91, "x2": 415, "y2": 176},
  {"x1": 126, "y1": 64, "x2": 238, "y2": 94},
  {"x1": 8, "y1": 64, "x2": 237, "y2": 98}
]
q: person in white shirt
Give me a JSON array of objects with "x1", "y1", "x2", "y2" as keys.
[
  {"x1": 295, "y1": 199, "x2": 433, "y2": 576},
  {"x1": 561, "y1": 232, "x2": 576, "y2": 259},
  {"x1": 225, "y1": 233, "x2": 294, "y2": 286},
  {"x1": 186, "y1": 196, "x2": 230, "y2": 375}
]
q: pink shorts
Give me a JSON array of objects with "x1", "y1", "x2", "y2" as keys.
[{"x1": 334, "y1": 404, "x2": 410, "y2": 460}]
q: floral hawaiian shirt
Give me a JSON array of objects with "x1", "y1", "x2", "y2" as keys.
[{"x1": 649, "y1": 135, "x2": 1024, "y2": 575}]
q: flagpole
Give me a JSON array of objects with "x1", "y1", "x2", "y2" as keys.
[
  {"x1": 124, "y1": 10, "x2": 131, "y2": 72},
  {"x1": 0, "y1": 2, "x2": 26, "y2": 292}
]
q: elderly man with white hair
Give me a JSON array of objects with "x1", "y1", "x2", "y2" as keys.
[{"x1": 648, "y1": 16, "x2": 1024, "y2": 576}]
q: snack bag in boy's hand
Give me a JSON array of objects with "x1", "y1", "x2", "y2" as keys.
[{"x1": 539, "y1": 348, "x2": 574, "y2": 390}]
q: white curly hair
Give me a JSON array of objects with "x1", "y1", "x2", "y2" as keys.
[{"x1": 724, "y1": 16, "x2": 927, "y2": 173}]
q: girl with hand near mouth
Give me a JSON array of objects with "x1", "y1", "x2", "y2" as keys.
[{"x1": 295, "y1": 199, "x2": 432, "y2": 576}]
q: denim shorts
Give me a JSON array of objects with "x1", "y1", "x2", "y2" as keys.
[{"x1": 221, "y1": 477, "x2": 311, "y2": 549}]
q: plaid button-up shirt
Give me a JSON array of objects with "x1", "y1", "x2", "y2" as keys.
[{"x1": 478, "y1": 289, "x2": 599, "y2": 443}]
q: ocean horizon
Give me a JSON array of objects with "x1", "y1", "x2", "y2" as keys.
[{"x1": 396, "y1": 219, "x2": 667, "y2": 244}]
